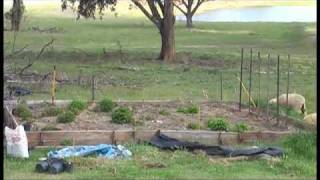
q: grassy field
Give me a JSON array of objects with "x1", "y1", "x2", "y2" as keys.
[
  {"x1": 4, "y1": 132, "x2": 316, "y2": 179},
  {"x1": 3, "y1": 1, "x2": 316, "y2": 113},
  {"x1": 3, "y1": 1, "x2": 316, "y2": 179}
]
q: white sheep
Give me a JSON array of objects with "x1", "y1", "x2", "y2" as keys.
[
  {"x1": 304, "y1": 113, "x2": 316, "y2": 126},
  {"x1": 268, "y1": 93, "x2": 306, "y2": 115}
]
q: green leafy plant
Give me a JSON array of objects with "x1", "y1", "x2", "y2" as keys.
[
  {"x1": 234, "y1": 122, "x2": 249, "y2": 133},
  {"x1": 177, "y1": 104, "x2": 198, "y2": 114},
  {"x1": 57, "y1": 111, "x2": 76, "y2": 123},
  {"x1": 41, "y1": 125, "x2": 61, "y2": 131},
  {"x1": 207, "y1": 117, "x2": 229, "y2": 131},
  {"x1": 67, "y1": 100, "x2": 87, "y2": 114},
  {"x1": 42, "y1": 107, "x2": 63, "y2": 117},
  {"x1": 60, "y1": 139, "x2": 73, "y2": 146},
  {"x1": 15, "y1": 104, "x2": 32, "y2": 121},
  {"x1": 111, "y1": 107, "x2": 133, "y2": 124},
  {"x1": 99, "y1": 98, "x2": 115, "y2": 112},
  {"x1": 187, "y1": 122, "x2": 200, "y2": 130}
]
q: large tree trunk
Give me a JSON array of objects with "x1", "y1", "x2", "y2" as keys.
[
  {"x1": 158, "y1": 0, "x2": 175, "y2": 62},
  {"x1": 186, "y1": 13, "x2": 193, "y2": 28},
  {"x1": 11, "y1": 0, "x2": 23, "y2": 31}
]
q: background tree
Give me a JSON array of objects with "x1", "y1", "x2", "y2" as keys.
[
  {"x1": 173, "y1": 0, "x2": 210, "y2": 28},
  {"x1": 5, "y1": 0, "x2": 25, "y2": 31},
  {"x1": 61, "y1": 0, "x2": 176, "y2": 62}
]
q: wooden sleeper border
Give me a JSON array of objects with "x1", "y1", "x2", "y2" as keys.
[
  {"x1": 3, "y1": 100, "x2": 296, "y2": 148},
  {"x1": 26, "y1": 130, "x2": 291, "y2": 148}
]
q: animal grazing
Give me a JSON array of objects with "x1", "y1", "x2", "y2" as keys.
[
  {"x1": 268, "y1": 93, "x2": 306, "y2": 115},
  {"x1": 304, "y1": 113, "x2": 316, "y2": 126}
]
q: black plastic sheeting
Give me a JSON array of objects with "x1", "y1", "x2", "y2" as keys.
[{"x1": 150, "y1": 133, "x2": 284, "y2": 157}]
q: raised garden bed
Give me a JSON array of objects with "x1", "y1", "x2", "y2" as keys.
[
  {"x1": 4, "y1": 100, "x2": 311, "y2": 147},
  {"x1": 18, "y1": 100, "x2": 300, "y2": 132}
]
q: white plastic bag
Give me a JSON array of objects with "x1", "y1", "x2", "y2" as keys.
[{"x1": 5, "y1": 125, "x2": 29, "y2": 158}]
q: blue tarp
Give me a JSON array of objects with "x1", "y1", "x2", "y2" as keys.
[{"x1": 47, "y1": 144, "x2": 132, "y2": 159}]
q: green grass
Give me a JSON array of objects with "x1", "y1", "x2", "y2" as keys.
[
  {"x1": 3, "y1": 2, "x2": 316, "y2": 114},
  {"x1": 4, "y1": 132, "x2": 316, "y2": 179},
  {"x1": 3, "y1": 2, "x2": 316, "y2": 179}
]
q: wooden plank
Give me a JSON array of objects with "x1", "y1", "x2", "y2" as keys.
[
  {"x1": 24, "y1": 130, "x2": 292, "y2": 147},
  {"x1": 162, "y1": 130, "x2": 220, "y2": 145},
  {"x1": 219, "y1": 132, "x2": 239, "y2": 145},
  {"x1": 114, "y1": 130, "x2": 135, "y2": 144},
  {"x1": 26, "y1": 132, "x2": 41, "y2": 147},
  {"x1": 40, "y1": 131, "x2": 113, "y2": 146},
  {"x1": 134, "y1": 130, "x2": 157, "y2": 143},
  {"x1": 238, "y1": 131, "x2": 290, "y2": 143}
]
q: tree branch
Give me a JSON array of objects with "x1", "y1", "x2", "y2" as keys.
[
  {"x1": 19, "y1": 39, "x2": 55, "y2": 75},
  {"x1": 155, "y1": 0, "x2": 164, "y2": 15},
  {"x1": 5, "y1": 44, "x2": 28, "y2": 59},
  {"x1": 182, "y1": 0, "x2": 188, "y2": 7},
  {"x1": 173, "y1": 2, "x2": 187, "y2": 15},
  {"x1": 147, "y1": 0, "x2": 162, "y2": 20},
  {"x1": 19, "y1": 58, "x2": 33, "y2": 75},
  {"x1": 131, "y1": 0, "x2": 160, "y2": 29},
  {"x1": 191, "y1": 0, "x2": 204, "y2": 15},
  {"x1": 35, "y1": 38, "x2": 55, "y2": 60}
]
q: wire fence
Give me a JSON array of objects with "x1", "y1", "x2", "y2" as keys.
[{"x1": 4, "y1": 48, "x2": 316, "y2": 117}]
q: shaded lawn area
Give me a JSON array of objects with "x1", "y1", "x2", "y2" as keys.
[{"x1": 4, "y1": 132, "x2": 316, "y2": 179}]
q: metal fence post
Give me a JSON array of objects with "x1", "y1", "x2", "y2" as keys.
[
  {"x1": 239, "y1": 48, "x2": 244, "y2": 111},
  {"x1": 249, "y1": 48, "x2": 253, "y2": 113},
  {"x1": 220, "y1": 71, "x2": 223, "y2": 102},
  {"x1": 266, "y1": 54, "x2": 271, "y2": 121},
  {"x1": 277, "y1": 55, "x2": 280, "y2": 123},
  {"x1": 286, "y1": 54, "x2": 291, "y2": 116},
  {"x1": 258, "y1": 52, "x2": 261, "y2": 108}
]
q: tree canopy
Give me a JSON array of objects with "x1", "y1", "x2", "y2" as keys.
[{"x1": 61, "y1": 0, "x2": 176, "y2": 62}]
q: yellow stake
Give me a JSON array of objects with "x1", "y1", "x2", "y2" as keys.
[{"x1": 237, "y1": 77, "x2": 256, "y2": 108}]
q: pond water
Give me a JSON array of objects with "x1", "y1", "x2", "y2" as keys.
[{"x1": 176, "y1": 6, "x2": 316, "y2": 22}]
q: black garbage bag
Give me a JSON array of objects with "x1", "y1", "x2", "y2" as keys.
[
  {"x1": 48, "y1": 158, "x2": 65, "y2": 174},
  {"x1": 149, "y1": 132, "x2": 284, "y2": 157},
  {"x1": 35, "y1": 160, "x2": 49, "y2": 173},
  {"x1": 35, "y1": 158, "x2": 73, "y2": 174}
]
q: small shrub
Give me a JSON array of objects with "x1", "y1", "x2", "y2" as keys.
[
  {"x1": 41, "y1": 125, "x2": 61, "y2": 131},
  {"x1": 159, "y1": 109, "x2": 170, "y2": 116},
  {"x1": 57, "y1": 111, "x2": 76, "y2": 123},
  {"x1": 187, "y1": 122, "x2": 200, "y2": 130},
  {"x1": 67, "y1": 100, "x2": 87, "y2": 114},
  {"x1": 99, "y1": 98, "x2": 115, "y2": 112},
  {"x1": 177, "y1": 104, "x2": 198, "y2": 114},
  {"x1": 207, "y1": 117, "x2": 229, "y2": 131},
  {"x1": 111, "y1": 107, "x2": 133, "y2": 124},
  {"x1": 60, "y1": 139, "x2": 73, "y2": 146},
  {"x1": 234, "y1": 122, "x2": 249, "y2": 133},
  {"x1": 15, "y1": 104, "x2": 32, "y2": 121},
  {"x1": 42, "y1": 107, "x2": 63, "y2": 117}
]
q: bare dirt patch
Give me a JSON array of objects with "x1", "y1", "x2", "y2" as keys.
[{"x1": 28, "y1": 101, "x2": 298, "y2": 132}]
